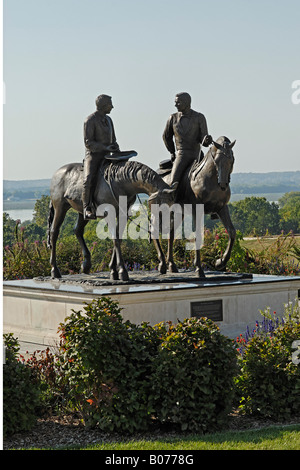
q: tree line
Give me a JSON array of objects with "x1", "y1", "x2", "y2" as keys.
[
  {"x1": 207, "y1": 192, "x2": 300, "y2": 236},
  {"x1": 3, "y1": 192, "x2": 300, "y2": 248}
]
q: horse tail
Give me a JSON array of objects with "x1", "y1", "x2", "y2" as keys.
[{"x1": 47, "y1": 200, "x2": 54, "y2": 248}]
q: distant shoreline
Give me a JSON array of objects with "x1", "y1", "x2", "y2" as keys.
[
  {"x1": 3, "y1": 200, "x2": 36, "y2": 210},
  {"x1": 3, "y1": 191, "x2": 286, "y2": 213}
]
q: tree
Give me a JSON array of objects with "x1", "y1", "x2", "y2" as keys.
[
  {"x1": 32, "y1": 194, "x2": 79, "y2": 238},
  {"x1": 278, "y1": 192, "x2": 300, "y2": 233},
  {"x1": 32, "y1": 195, "x2": 51, "y2": 229},
  {"x1": 3, "y1": 212, "x2": 17, "y2": 247},
  {"x1": 228, "y1": 197, "x2": 280, "y2": 235}
]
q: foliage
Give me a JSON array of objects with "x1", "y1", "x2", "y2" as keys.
[
  {"x1": 25, "y1": 347, "x2": 70, "y2": 415},
  {"x1": 242, "y1": 231, "x2": 300, "y2": 275},
  {"x1": 4, "y1": 297, "x2": 300, "y2": 437},
  {"x1": 235, "y1": 300, "x2": 300, "y2": 421},
  {"x1": 33, "y1": 195, "x2": 52, "y2": 228},
  {"x1": 228, "y1": 197, "x2": 280, "y2": 236},
  {"x1": 3, "y1": 212, "x2": 19, "y2": 246},
  {"x1": 54, "y1": 298, "x2": 237, "y2": 433},
  {"x1": 201, "y1": 227, "x2": 249, "y2": 272},
  {"x1": 3, "y1": 221, "x2": 83, "y2": 279},
  {"x1": 58, "y1": 297, "x2": 160, "y2": 432},
  {"x1": 3, "y1": 191, "x2": 300, "y2": 280},
  {"x1": 151, "y1": 317, "x2": 237, "y2": 432},
  {"x1": 290, "y1": 244, "x2": 300, "y2": 263},
  {"x1": 278, "y1": 192, "x2": 300, "y2": 233},
  {"x1": 3, "y1": 334, "x2": 41, "y2": 437}
]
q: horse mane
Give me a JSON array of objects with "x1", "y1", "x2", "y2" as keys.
[{"x1": 104, "y1": 160, "x2": 160, "y2": 186}]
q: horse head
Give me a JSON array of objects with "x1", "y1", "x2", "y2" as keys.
[{"x1": 211, "y1": 137, "x2": 236, "y2": 191}]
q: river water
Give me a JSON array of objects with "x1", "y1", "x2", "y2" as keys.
[
  {"x1": 4, "y1": 208, "x2": 34, "y2": 222},
  {"x1": 3, "y1": 200, "x2": 36, "y2": 222}
]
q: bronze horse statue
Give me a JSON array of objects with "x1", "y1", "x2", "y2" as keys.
[
  {"x1": 152, "y1": 136, "x2": 236, "y2": 278},
  {"x1": 47, "y1": 159, "x2": 175, "y2": 280}
]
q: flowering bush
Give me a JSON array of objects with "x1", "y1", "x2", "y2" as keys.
[
  {"x1": 235, "y1": 300, "x2": 300, "y2": 420},
  {"x1": 25, "y1": 347, "x2": 70, "y2": 415},
  {"x1": 244, "y1": 231, "x2": 300, "y2": 275},
  {"x1": 3, "y1": 221, "x2": 82, "y2": 279}
]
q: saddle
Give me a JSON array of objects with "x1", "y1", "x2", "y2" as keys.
[
  {"x1": 105, "y1": 150, "x2": 137, "y2": 161},
  {"x1": 157, "y1": 150, "x2": 206, "y2": 177},
  {"x1": 157, "y1": 159, "x2": 173, "y2": 176}
]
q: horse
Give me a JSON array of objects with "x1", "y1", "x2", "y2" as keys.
[
  {"x1": 47, "y1": 159, "x2": 175, "y2": 281},
  {"x1": 152, "y1": 136, "x2": 236, "y2": 278}
]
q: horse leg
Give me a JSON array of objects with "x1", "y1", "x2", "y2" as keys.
[
  {"x1": 192, "y1": 207, "x2": 205, "y2": 278},
  {"x1": 152, "y1": 238, "x2": 167, "y2": 274},
  {"x1": 215, "y1": 205, "x2": 236, "y2": 270},
  {"x1": 194, "y1": 248, "x2": 205, "y2": 278},
  {"x1": 113, "y1": 216, "x2": 129, "y2": 281},
  {"x1": 73, "y1": 213, "x2": 91, "y2": 274},
  {"x1": 150, "y1": 209, "x2": 167, "y2": 274},
  {"x1": 167, "y1": 215, "x2": 178, "y2": 273},
  {"x1": 49, "y1": 203, "x2": 69, "y2": 278},
  {"x1": 109, "y1": 247, "x2": 119, "y2": 280}
]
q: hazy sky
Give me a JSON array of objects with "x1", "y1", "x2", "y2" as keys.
[{"x1": 3, "y1": 0, "x2": 300, "y2": 180}]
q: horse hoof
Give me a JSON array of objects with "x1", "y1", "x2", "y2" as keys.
[
  {"x1": 81, "y1": 263, "x2": 91, "y2": 274},
  {"x1": 168, "y1": 262, "x2": 178, "y2": 273},
  {"x1": 158, "y1": 263, "x2": 167, "y2": 274},
  {"x1": 195, "y1": 267, "x2": 206, "y2": 279},
  {"x1": 51, "y1": 267, "x2": 62, "y2": 279},
  {"x1": 215, "y1": 259, "x2": 225, "y2": 271},
  {"x1": 119, "y1": 270, "x2": 129, "y2": 281},
  {"x1": 110, "y1": 270, "x2": 119, "y2": 281}
]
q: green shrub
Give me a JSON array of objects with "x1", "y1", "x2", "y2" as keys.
[
  {"x1": 236, "y1": 321, "x2": 300, "y2": 420},
  {"x1": 58, "y1": 297, "x2": 160, "y2": 432},
  {"x1": 3, "y1": 334, "x2": 41, "y2": 437},
  {"x1": 57, "y1": 298, "x2": 237, "y2": 433},
  {"x1": 151, "y1": 317, "x2": 237, "y2": 432}
]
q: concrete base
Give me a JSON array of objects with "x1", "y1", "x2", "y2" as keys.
[{"x1": 3, "y1": 271, "x2": 300, "y2": 354}]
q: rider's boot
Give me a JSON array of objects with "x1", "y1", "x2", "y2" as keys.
[{"x1": 84, "y1": 207, "x2": 96, "y2": 220}]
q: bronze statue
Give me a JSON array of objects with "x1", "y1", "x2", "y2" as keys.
[
  {"x1": 155, "y1": 136, "x2": 236, "y2": 278},
  {"x1": 83, "y1": 94, "x2": 120, "y2": 220},
  {"x1": 47, "y1": 92, "x2": 236, "y2": 281},
  {"x1": 48, "y1": 160, "x2": 175, "y2": 280},
  {"x1": 163, "y1": 92, "x2": 213, "y2": 188}
]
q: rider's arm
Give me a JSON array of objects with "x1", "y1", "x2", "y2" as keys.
[
  {"x1": 110, "y1": 118, "x2": 120, "y2": 151},
  {"x1": 199, "y1": 114, "x2": 212, "y2": 146},
  {"x1": 162, "y1": 115, "x2": 176, "y2": 156}
]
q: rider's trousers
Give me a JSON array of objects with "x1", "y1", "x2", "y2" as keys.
[
  {"x1": 170, "y1": 150, "x2": 203, "y2": 185},
  {"x1": 82, "y1": 154, "x2": 103, "y2": 210}
]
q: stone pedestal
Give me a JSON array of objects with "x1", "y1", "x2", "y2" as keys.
[{"x1": 3, "y1": 271, "x2": 300, "y2": 354}]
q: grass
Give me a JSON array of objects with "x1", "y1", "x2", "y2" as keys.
[
  {"x1": 83, "y1": 425, "x2": 300, "y2": 451},
  {"x1": 241, "y1": 234, "x2": 300, "y2": 265},
  {"x1": 27, "y1": 424, "x2": 300, "y2": 451}
]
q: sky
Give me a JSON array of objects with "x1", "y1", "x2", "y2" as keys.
[{"x1": 2, "y1": 0, "x2": 300, "y2": 181}]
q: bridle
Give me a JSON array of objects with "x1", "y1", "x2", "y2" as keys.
[{"x1": 210, "y1": 140, "x2": 235, "y2": 186}]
